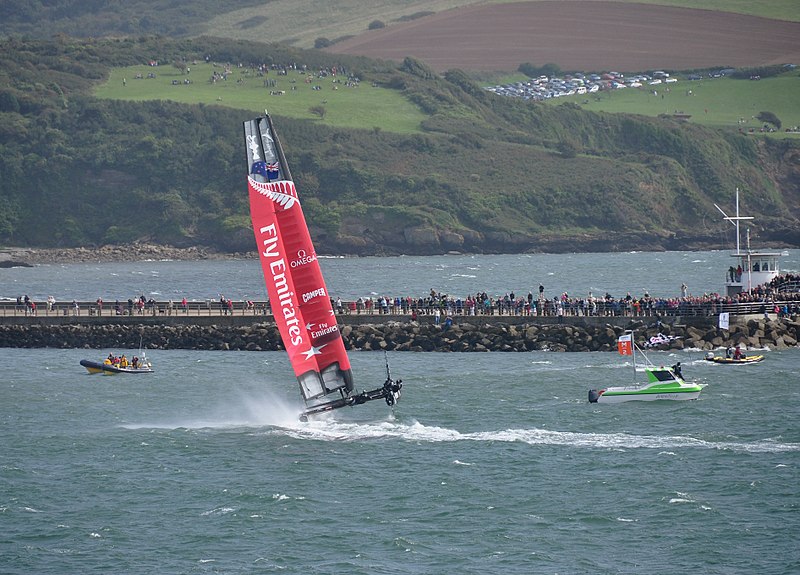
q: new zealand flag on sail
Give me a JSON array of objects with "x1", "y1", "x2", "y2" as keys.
[{"x1": 251, "y1": 161, "x2": 281, "y2": 181}]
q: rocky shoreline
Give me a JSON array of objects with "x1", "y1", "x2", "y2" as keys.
[
  {"x1": 1, "y1": 317, "x2": 797, "y2": 352},
  {"x1": 5, "y1": 232, "x2": 791, "y2": 265},
  {"x1": 0, "y1": 244, "x2": 254, "y2": 266}
]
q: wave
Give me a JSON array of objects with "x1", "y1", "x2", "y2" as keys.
[
  {"x1": 119, "y1": 391, "x2": 301, "y2": 430},
  {"x1": 273, "y1": 419, "x2": 800, "y2": 453}
]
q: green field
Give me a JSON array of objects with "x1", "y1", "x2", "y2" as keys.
[
  {"x1": 543, "y1": 73, "x2": 800, "y2": 135},
  {"x1": 96, "y1": 63, "x2": 800, "y2": 137},
  {"x1": 94, "y1": 63, "x2": 427, "y2": 133}
]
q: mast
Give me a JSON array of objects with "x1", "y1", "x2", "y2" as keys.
[
  {"x1": 745, "y1": 227, "x2": 751, "y2": 292},
  {"x1": 715, "y1": 188, "x2": 754, "y2": 254},
  {"x1": 714, "y1": 187, "x2": 754, "y2": 293},
  {"x1": 735, "y1": 188, "x2": 741, "y2": 254}
]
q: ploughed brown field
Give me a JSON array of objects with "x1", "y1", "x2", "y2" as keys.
[{"x1": 327, "y1": 1, "x2": 800, "y2": 72}]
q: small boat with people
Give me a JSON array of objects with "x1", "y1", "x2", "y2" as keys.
[
  {"x1": 589, "y1": 332, "x2": 705, "y2": 403},
  {"x1": 704, "y1": 348, "x2": 764, "y2": 365},
  {"x1": 81, "y1": 351, "x2": 153, "y2": 375}
]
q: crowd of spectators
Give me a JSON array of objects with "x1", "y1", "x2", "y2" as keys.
[
  {"x1": 204, "y1": 60, "x2": 361, "y2": 91},
  {"x1": 337, "y1": 286, "x2": 800, "y2": 319},
  {"x1": 8, "y1": 275, "x2": 800, "y2": 319}
]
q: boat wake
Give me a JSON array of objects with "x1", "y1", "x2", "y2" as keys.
[
  {"x1": 275, "y1": 419, "x2": 800, "y2": 453},
  {"x1": 120, "y1": 391, "x2": 301, "y2": 430},
  {"x1": 118, "y1": 404, "x2": 798, "y2": 454}
]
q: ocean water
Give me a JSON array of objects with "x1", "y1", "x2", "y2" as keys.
[
  {"x1": 3, "y1": 250, "x2": 798, "y2": 303},
  {"x1": 1, "y1": 347, "x2": 798, "y2": 574},
  {"x1": 1, "y1": 253, "x2": 799, "y2": 574}
]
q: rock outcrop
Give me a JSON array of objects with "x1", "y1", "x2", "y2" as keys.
[{"x1": 1, "y1": 317, "x2": 797, "y2": 352}]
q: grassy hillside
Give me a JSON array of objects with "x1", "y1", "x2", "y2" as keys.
[
  {"x1": 94, "y1": 62, "x2": 427, "y2": 133},
  {"x1": 545, "y1": 73, "x2": 800, "y2": 135},
  {"x1": 2, "y1": 1, "x2": 798, "y2": 46},
  {"x1": 114, "y1": 2, "x2": 800, "y2": 49},
  {"x1": 1, "y1": 36, "x2": 798, "y2": 255},
  {"x1": 94, "y1": 60, "x2": 800, "y2": 137}
]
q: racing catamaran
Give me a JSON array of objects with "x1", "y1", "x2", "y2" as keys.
[{"x1": 243, "y1": 113, "x2": 401, "y2": 421}]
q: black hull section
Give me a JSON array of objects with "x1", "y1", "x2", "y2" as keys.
[{"x1": 300, "y1": 379, "x2": 402, "y2": 421}]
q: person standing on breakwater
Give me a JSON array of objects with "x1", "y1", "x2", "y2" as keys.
[{"x1": 681, "y1": 283, "x2": 688, "y2": 298}]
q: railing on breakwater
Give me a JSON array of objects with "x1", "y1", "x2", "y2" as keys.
[{"x1": 1, "y1": 298, "x2": 797, "y2": 319}]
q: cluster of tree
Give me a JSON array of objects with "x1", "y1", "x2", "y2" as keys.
[
  {"x1": 757, "y1": 111, "x2": 782, "y2": 130},
  {"x1": 730, "y1": 64, "x2": 793, "y2": 80},
  {"x1": 518, "y1": 62, "x2": 563, "y2": 79},
  {"x1": 0, "y1": 36, "x2": 798, "y2": 255}
]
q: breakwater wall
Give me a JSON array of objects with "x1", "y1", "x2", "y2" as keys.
[{"x1": 1, "y1": 316, "x2": 797, "y2": 352}]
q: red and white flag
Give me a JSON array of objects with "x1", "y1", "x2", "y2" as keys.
[{"x1": 617, "y1": 333, "x2": 633, "y2": 356}]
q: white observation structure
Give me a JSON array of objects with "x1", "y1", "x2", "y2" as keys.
[{"x1": 715, "y1": 188, "x2": 781, "y2": 296}]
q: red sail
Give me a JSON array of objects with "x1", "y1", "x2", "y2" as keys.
[{"x1": 244, "y1": 116, "x2": 352, "y2": 403}]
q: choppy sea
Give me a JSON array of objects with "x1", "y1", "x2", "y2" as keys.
[
  {"x1": 4, "y1": 249, "x2": 798, "y2": 303},
  {"x1": 1, "y1": 252, "x2": 798, "y2": 574}
]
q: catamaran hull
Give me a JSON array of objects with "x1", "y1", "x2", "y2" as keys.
[
  {"x1": 245, "y1": 113, "x2": 402, "y2": 420},
  {"x1": 300, "y1": 379, "x2": 402, "y2": 421},
  {"x1": 589, "y1": 388, "x2": 703, "y2": 403}
]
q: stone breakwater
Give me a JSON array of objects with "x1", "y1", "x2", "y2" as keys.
[{"x1": 1, "y1": 318, "x2": 798, "y2": 352}]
